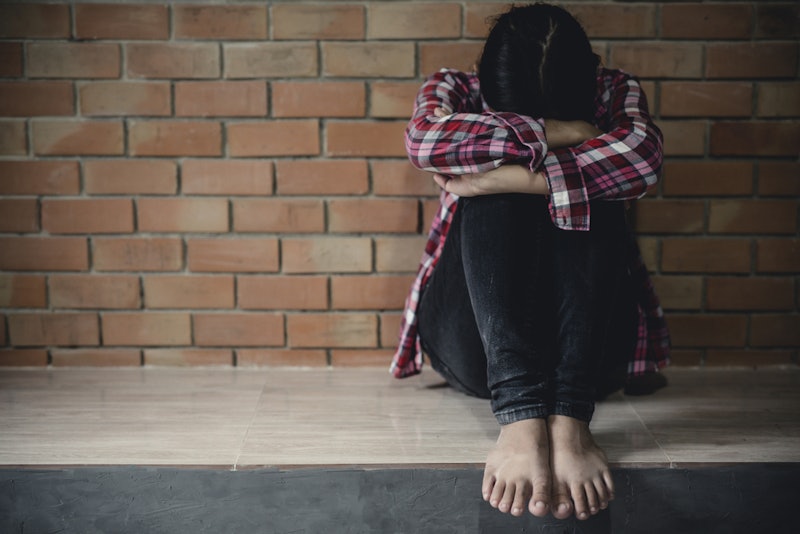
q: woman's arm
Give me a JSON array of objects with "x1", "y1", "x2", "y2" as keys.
[
  {"x1": 405, "y1": 69, "x2": 549, "y2": 175},
  {"x1": 542, "y1": 70, "x2": 663, "y2": 231}
]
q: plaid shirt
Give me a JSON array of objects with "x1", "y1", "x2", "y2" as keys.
[{"x1": 391, "y1": 67, "x2": 670, "y2": 379}]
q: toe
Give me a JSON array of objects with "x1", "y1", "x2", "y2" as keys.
[
  {"x1": 584, "y1": 482, "x2": 600, "y2": 515},
  {"x1": 481, "y1": 473, "x2": 495, "y2": 502},
  {"x1": 603, "y1": 470, "x2": 616, "y2": 500},
  {"x1": 571, "y1": 484, "x2": 590, "y2": 520},
  {"x1": 551, "y1": 484, "x2": 573, "y2": 519},
  {"x1": 511, "y1": 482, "x2": 530, "y2": 517},
  {"x1": 498, "y1": 482, "x2": 516, "y2": 514},
  {"x1": 489, "y1": 480, "x2": 506, "y2": 509},
  {"x1": 593, "y1": 478, "x2": 610, "y2": 509}
]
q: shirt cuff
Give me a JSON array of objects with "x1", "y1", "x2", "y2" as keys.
[{"x1": 542, "y1": 149, "x2": 590, "y2": 232}]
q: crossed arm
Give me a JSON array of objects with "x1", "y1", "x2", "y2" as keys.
[{"x1": 404, "y1": 68, "x2": 663, "y2": 229}]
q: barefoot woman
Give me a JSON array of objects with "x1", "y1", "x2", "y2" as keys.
[{"x1": 391, "y1": 3, "x2": 670, "y2": 520}]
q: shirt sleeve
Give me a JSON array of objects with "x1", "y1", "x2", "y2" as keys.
[
  {"x1": 405, "y1": 68, "x2": 549, "y2": 175},
  {"x1": 543, "y1": 70, "x2": 664, "y2": 231}
]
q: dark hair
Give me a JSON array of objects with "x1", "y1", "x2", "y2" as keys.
[{"x1": 478, "y1": 3, "x2": 600, "y2": 122}]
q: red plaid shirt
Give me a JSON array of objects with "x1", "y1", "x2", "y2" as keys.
[{"x1": 391, "y1": 67, "x2": 671, "y2": 379}]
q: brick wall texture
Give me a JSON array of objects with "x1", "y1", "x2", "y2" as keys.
[{"x1": 0, "y1": 1, "x2": 798, "y2": 369}]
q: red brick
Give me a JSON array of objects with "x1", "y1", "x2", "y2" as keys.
[
  {"x1": 750, "y1": 314, "x2": 800, "y2": 347},
  {"x1": 275, "y1": 160, "x2": 369, "y2": 196},
  {"x1": 193, "y1": 313, "x2": 284, "y2": 347},
  {"x1": 708, "y1": 200, "x2": 797, "y2": 235},
  {"x1": 0, "y1": 350, "x2": 48, "y2": 367},
  {"x1": 660, "y1": 82, "x2": 752, "y2": 118},
  {"x1": 710, "y1": 122, "x2": 800, "y2": 157},
  {"x1": 144, "y1": 349, "x2": 232, "y2": 367},
  {"x1": 0, "y1": 120, "x2": 25, "y2": 155},
  {"x1": 661, "y1": 238, "x2": 751, "y2": 274},
  {"x1": 224, "y1": 43, "x2": 317, "y2": 78},
  {"x1": 375, "y1": 236, "x2": 428, "y2": 273},
  {"x1": 567, "y1": 3, "x2": 656, "y2": 38},
  {"x1": 0, "y1": 274, "x2": 47, "y2": 308},
  {"x1": 282, "y1": 237, "x2": 372, "y2": 274},
  {"x1": 27, "y1": 43, "x2": 119, "y2": 79},
  {"x1": 137, "y1": 198, "x2": 229, "y2": 233},
  {"x1": 0, "y1": 237, "x2": 88, "y2": 271},
  {"x1": 79, "y1": 82, "x2": 170, "y2": 117},
  {"x1": 326, "y1": 121, "x2": 407, "y2": 157},
  {"x1": 237, "y1": 349, "x2": 327, "y2": 367},
  {"x1": 757, "y1": 82, "x2": 800, "y2": 117},
  {"x1": 422, "y1": 198, "x2": 441, "y2": 232},
  {"x1": 706, "y1": 277, "x2": 794, "y2": 311},
  {"x1": 0, "y1": 42, "x2": 22, "y2": 77},
  {"x1": 8, "y1": 313, "x2": 99, "y2": 347},
  {"x1": 238, "y1": 275, "x2": 328, "y2": 310},
  {"x1": 0, "y1": 199, "x2": 38, "y2": 233},
  {"x1": 0, "y1": 4, "x2": 70, "y2": 38},
  {"x1": 93, "y1": 237, "x2": 183, "y2": 272},
  {"x1": 42, "y1": 199, "x2": 133, "y2": 235},
  {"x1": 419, "y1": 42, "x2": 485, "y2": 77},
  {"x1": 103, "y1": 312, "x2": 191, "y2": 346},
  {"x1": 658, "y1": 121, "x2": 706, "y2": 156},
  {"x1": 322, "y1": 42, "x2": 414, "y2": 78},
  {"x1": 233, "y1": 199, "x2": 324, "y2": 233},
  {"x1": 756, "y1": 239, "x2": 800, "y2": 273},
  {"x1": 0, "y1": 161, "x2": 80, "y2": 195},
  {"x1": 662, "y1": 161, "x2": 753, "y2": 197},
  {"x1": 610, "y1": 43, "x2": 703, "y2": 79},
  {"x1": 706, "y1": 43, "x2": 798, "y2": 79},
  {"x1": 380, "y1": 312, "x2": 402, "y2": 348},
  {"x1": 331, "y1": 275, "x2": 414, "y2": 310},
  {"x1": 228, "y1": 120, "x2": 319, "y2": 157},
  {"x1": 758, "y1": 162, "x2": 800, "y2": 197},
  {"x1": 328, "y1": 199, "x2": 418, "y2": 233},
  {"x1": 661, "y1": 4, "x2": 752, "y2": 39},
  {"x1": 464, "y1": 3, "x2": 512, "y2": 38},
  {"x1": 174, "y1": 5, "x2": 267, "y2": 40},
  {"x1": 187, "y1": 238, "x2": 279, "y2": 273},
  {"x1": 129, "y1": 120, "x2": 221, "y2": 157},
  {"x1": 666, "y1": 349, "x2": 703, "y2": 367},
  {"x1": 32, "y1": 120, "x2": 123, "y2": 156},
  {"x1": 51, "y1": 349, "x2": 141, "y2": 367},
  {"x1": 0, "y1": 315, "x2": 4, "y2": 344},
  {"x1": 287, "y1": 313, "x2": 377, "y2": 348},
  {"x1": 330, "y1": 349, "x2": 393, "y2": 367},
  {"x1": 370, "y1": 82, "x2": 419, "y2": 119},
  {"x1": 372, "y1": 161, "x2": 438, "y2": 197},
  {"x1": 272, "y1": 4, "x2": 364, "y2": 40},
  {"x1": 175, "y1": 81, "x2": 267, "y2": 117},
  {"x1": 182, "y1": 159, "x2": 272, "y2": 196},
  {"x1": 650, "y1": 275, "x2": 702, "y2": 310},
  {"x1": 0, "y1": 81, "x2": 73, "y2": 117},
  {"x1": 50, "y1": 274, "x2": 140, "y2": 310},
  {"x1": 633, "y1": 199, "x2": 705, "y2": 234},
  {"x1": 144, "y1": 275, "x2": 234, "y2": 309},
  {"x1": 272, "y1": 81, "x2": 365, "y2": 118},
  {"x1": 668, "y1": 314, "x2": 747, "y2": 348},
  {"x1": 75, "y1": 4, "x2": 168, "y2": 40},
  {"x1": 705, "y1": 350, "x2": 795, "y2": 368},
  {"x1": 756, "y1": 3, "x2": 800, "y2": 39},
  {"x1": 127, "y1": 43, "x2": 219, "y2": 79},
  {"x1": 367, "y1": 3, "x2": 460, "y2": 39},
  {"x1": 84, "y1": 160, "x2": 177, "y2": 195}
]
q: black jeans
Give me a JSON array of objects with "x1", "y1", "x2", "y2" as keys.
[{"x1": 417, "y1": 194, "x2": 633, "y2": 424}]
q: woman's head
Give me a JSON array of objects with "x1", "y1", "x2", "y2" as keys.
[{"x1": 478, "y1": 3, "x2": 599, "y2": 122}]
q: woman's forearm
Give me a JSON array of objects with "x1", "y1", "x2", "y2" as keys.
[{"x1": 434, "y1": 165, "x2": 549, "y2": 197}]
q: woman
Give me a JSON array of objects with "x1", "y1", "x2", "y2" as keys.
[{"x1": 391, "y1": 3, "x2": 670, "y2": 522}]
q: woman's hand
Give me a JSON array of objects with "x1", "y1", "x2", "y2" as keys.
[
  {"x1": 544, "y1": 119, "x2": 603, "y2": 148},
  {"x1": 434, "y1": 167, "x2": 548, "y2": 197}
]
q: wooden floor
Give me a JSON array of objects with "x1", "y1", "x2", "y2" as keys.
[{"x1": 0, "y1": 367, "x2": 798, "y2": 469}]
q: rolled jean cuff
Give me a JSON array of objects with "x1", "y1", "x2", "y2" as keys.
[
  {"x1": 552, "y1": 401, "x2": 594, "y2": 423},
  {"x1": 495, "y1": 405, "x2": 549, "y2": 425}
]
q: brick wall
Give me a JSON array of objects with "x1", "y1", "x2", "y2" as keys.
[{"x1": 0, "y1": 1, "x2": 797, "y2": 369}]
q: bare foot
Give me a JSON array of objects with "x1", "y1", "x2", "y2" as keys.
[
  {"x1": 548, "y1": 415, "x2": 615, "y2": 521},
  {"x1": 482, "y1": 418, "x2": 551, "y2": 517}
]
